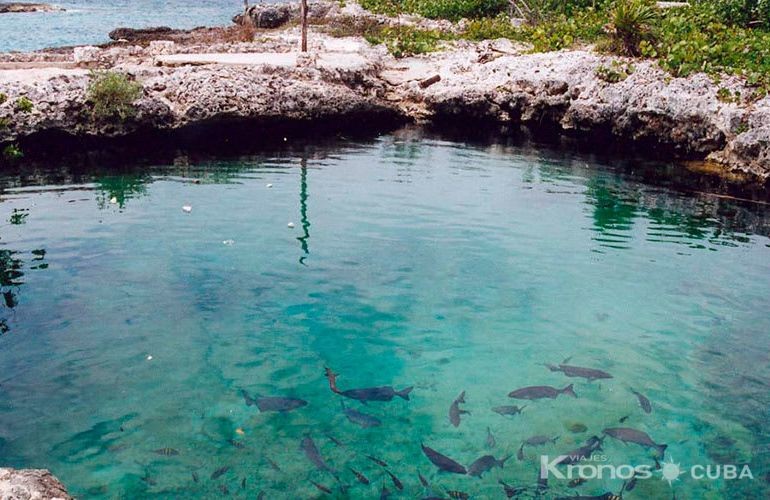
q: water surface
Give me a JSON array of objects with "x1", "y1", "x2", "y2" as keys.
[
  {"x1": 0, "y1": 130, "x2": 769, "y2": 499},
  {"x1": 1, "y1": 0, "x2": 244, "y2": 53}
]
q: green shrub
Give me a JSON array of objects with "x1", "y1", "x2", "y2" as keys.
[
  {"x1": 705, "y1": 0, "x2": 770, "y2": 27},
  {"x1": 0, "y1": 117, "x2": 9, "y2": 129},
  {"x1": 595, "y1": 61, "x2": 635, "y2": 82},
  {"x1": 0, "y1": 93, "x2": 7, "y2": 105},
  {"x1": 2, "y1": 144, "x2": 23, "y2": 160},
  {"x1": 604, "y1": 0, "x2": 658, "y2": 55},
  {"x1": 366, "y1": 26, "x2": 450, "y2": 56},
  {"x1": 87, "y1": 71, "x2": 143, "y2": 121},
  {"x1": 361, "y1": 0, "x2": 508, "y2": 20},
  {"x1": 15, "y1": 97, "x2": 33, "y2": 113}
]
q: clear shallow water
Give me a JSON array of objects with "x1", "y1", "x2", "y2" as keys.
[
  {"x1": 0, "y1": 0, "x2": 244, "y2": 53},
  {"x1": 0, "y1": 131, "x2": 769, "y2": 499}
]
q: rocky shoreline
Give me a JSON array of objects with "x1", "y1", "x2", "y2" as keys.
[
  {"x1": 0, "y1": 468, "x2": 71, "y2": 499},
  {"x1": 0, "y1": 1, "x2": 768, "y2": 182},
  {"x1": 0, "y1": 2, "x2": 63, "y2": 13}
]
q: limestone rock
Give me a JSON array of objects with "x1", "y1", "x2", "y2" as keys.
[{"x1": 0, "y1": 468, "x2": 71, "y2": 500}]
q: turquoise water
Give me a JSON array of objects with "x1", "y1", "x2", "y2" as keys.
[
  {"x1": 0, "y1": 130, "x2": 769, "y2": 499},
  {"x1": 0, "y1": 0, "x2": 244, "y2": 53}
]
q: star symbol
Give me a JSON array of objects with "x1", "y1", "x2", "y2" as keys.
[{"x1": 660, "y1": 457, "x2": 685, "y2": 486}]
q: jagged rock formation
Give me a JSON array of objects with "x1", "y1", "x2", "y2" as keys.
[{"x1": 0, "y1": 468, "x2": 71, "y2": 499}]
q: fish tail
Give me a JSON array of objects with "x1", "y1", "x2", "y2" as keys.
[
  {"x1": 518, "y1": 405, "x2": 527, "y2": 413},
  {"x1": 500, "y1": 454, "x2": 512, "y2": 467},
  {"x1": 517, "y1": 444, "x2": 525, "y2": 461},
  {"x1": 562, "y1": 384, "x2": 577, "y2": 398},
  {"x1": 656, "y1": 443, "x2": 668, "y2": 458},
  {"x1": 397, "y1": 386, "x2": 414, "y2": 400},
  {"x1": 544, "y1": 363, "x2": 561, "y2": 372}
]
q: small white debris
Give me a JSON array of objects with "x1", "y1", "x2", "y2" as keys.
[
  {"x1": 266, "y1": 183, "x2": 273, "y2": 188},
  {"x1": 287, "y1": 222, "x2": 295, "y2": 228},
  {"x1": 109, "y1": 197, "x2": 118, "y2": 204},
  {"x1": 283, "y1": 137, "x2": 288, "y2": 142},
  {"x1": 182, "y1": 205, "x2": 192, "y2": 213},
  {"x1": 223, "y1": 239, "x2": 235, "y2": 246},
  {"x1": 146, "y1": 355, "x2": 153, "y2": 361}
]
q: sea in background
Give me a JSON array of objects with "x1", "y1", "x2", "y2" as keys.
[
  {"x1": 0, "y1": 128, "x2": 769, "y2": 498},
  {"x1": 0, "y1": 0, "x2": 245, "y2": 53}
]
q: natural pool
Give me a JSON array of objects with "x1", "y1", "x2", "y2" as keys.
[{"x1": 0, "y1": 130, "x2": 769, "y2": 499}]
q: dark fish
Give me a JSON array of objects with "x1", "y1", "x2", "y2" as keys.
[
  {"x1": 492, "y1": 405, "x2": 526, "y2": 416},
  {"x1": 325, "y1": 367, "x2": 413, "y2": 402},
  {"x1": 603, "y1": 427, "x2": 667, "y2": 457},
  {"x1": 517, "y1": 444, "x2": 525, "y2": 461},
  {"x1": 385, "y1": 469, "x2": 403, "y2": 490},
  {"x1": 524, "y1": 435, "x2": 559, "y2": 446},
  {"x1": 485, "y1": 427, "x2": 496, "y2": 449},
  {"x1": 556, "y1": 436, "x2": 603, "y2": 466},
  {"x1": 339, "y1": 386, "x2": 413, "y2": 403},
  {"x1": 380, "y1": 485, "x2": 391, "y2": 499},
  {"x1": 569, "y1": 423, "x2": 588, "y2": 433},
  {"x1": 211, "y1": 466, "x2": 230, "y2": 480},
  {"x1": 447, "y1": 491, "x2": 469, "y2": 499},
  {"x1": 191, "y1": 472, "x2": 199, "y2": 483},
  {"x1": 449, "y1": 391, "x2": 469, "y2": 427},
  {"x1": 623, "y1": 475, "x2": 638, "y2": 492},
  {"x1": 467, "y1": 454, "x2": 510, "y2": 477},
  {"x1": 499, "y1": 479, "x2": 525, "y2": 498},
  {"x1": 241, "y1": 477, "x2": 246, "y2": 489},
  {"x1": 367, "y1": 455, "x2": 388, "y2": 467},
  {"x1": 556, "y1": 494, "x2": 620, "y2": 500},
  {"x1": 141, "y1": 475, "x2": 157, "y2": 486},
  {"x1": 341, "y1": 401, "x2": 382, "y2": 428},
  {"x1": 349, "y1": 467, "x2": 370, "y2": 485},
  {"x1": 244, "y1": 390, "x2": 308, "y2": 412},
  {"x1": 219, "y1": 484, "x2": 229, "y2": 495},
  {"x1": 228, "y1": 439, "x2": 245, "y2": 449},
  {"x1": 300, "y1": 435, "x2": 337, "y2": 476},
  {"x1": 326, "y1": 433, "x2": 344, "y2": 447},
  {"x1": 153, "y1": 447, "x2": 179, "y2": 456},
  {"x1": 257, "y1": 492, "x2": 265, "y2": 500},
  {"x1": 310, "y1": 480, "x2": 332, "y2": 494},
  {"x1": 418, "y1": 471, "x2": 430, "y2": 487},
  {"x1": 421, "y1": 443, "x2": 467, "y2": 474},
  {"x1": 631, "y1": 389, "x2": 652, "y2": 414},
  {"x1": 568, "y1": 477, "x2": 587, "y2": 487},
  {"x1": 508, "y1": 384, "x2": 577, "y2": 400},
  {"x1": 546, "y1": 363, "x2": 613, "y2": 381},
  {"x1": 619, "y1": 415, "x2": 629, "y2": 423},
  {"x1": 265, "y1": 457, "x2": 281, "y2": 471}
]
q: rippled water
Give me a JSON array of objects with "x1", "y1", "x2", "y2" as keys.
[
  {"x1": 0, "y1": 130, "x2": 769, "y2": 499},
  {"x1": 0, "y1": 0, "x2": 244, "y2": 53}
]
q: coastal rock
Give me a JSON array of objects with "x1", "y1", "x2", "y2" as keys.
[
  {"x1": 0, "y1": 2, "x2": 63, "y2": 13},
  {"x1": 0, "y1": 468, "x2": 71, "y2": 499},
  {"x1": 109, "y1": 26, "x2": 176, "y2": 43},
  {"x1": 237, "y1": 4, "x2": 292, "y2": 29}
]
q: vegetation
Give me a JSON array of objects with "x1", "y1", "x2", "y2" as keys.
[
  {"x1": 2, "y1": 144, "x2": 23, "y2": 161},
  {"x1": 353, "y1": 0, "x2": 770, "y2": 88},
  {"x1": 15, "y1": 97, "x2": 33, "y2": 113},
  {"x1": 87, "y1": 71, "x2": 143, "y2": 121},
  {"x1": 0, "y1": 93, "x2": 7, "y2": 105},
  {"x1": 595, "y1": 61, "x2": 636, "y2": 82}
]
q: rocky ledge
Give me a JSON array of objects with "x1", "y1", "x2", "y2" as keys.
[
  {"x1": 0, "y1": 468, "x2": 71, "y2": 499},
  {"x1": 0, "y1": 0, "x2": 768, "y2": 182},
  {"x1": 0, "y1": 2, "x2": 63, "y2": 13}
]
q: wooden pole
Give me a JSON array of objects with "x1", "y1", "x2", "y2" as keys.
[{"x1": 300, "y1": 0, "x2": 308, "y2": 52}]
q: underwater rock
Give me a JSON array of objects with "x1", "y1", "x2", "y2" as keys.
[{"x1": 0, "y1": 468, "x2": 71, "y2": 499}]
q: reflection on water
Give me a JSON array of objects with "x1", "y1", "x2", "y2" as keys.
[{"x1": 0, "y1": 129, "x2": 768, "y2": 499}]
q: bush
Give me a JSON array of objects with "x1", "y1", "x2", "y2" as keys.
[
  {"x1": 604, "y1": 0, "x2": 658, "y2": 56},
  {"x1": 595, "y1": 61, "x2": 635, "y2": 82},
  {"x1": 361, "y1": 0, "x2": 508, "y2": 20},
  {"x1": 706, "y1": 0, "x2": 770, "y2": 27},
  {"x1": 15, "y1": 97, "x2": 33, "y2": 113},
  {"x1": 366, "y1": 26, "x2": 450, "y2": 56},
  {"x1": 87, "y1": 71, "x2": 143, "y2": 121},
  {"x1": 0, "y1": 93, "x2": 7, "y2": 105},
  {"x1": 2, "y1": 144, "x2": 23, "y2": 161}
]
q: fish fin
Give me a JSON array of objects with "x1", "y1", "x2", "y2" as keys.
[
  {"x1": 562, "y1": 384, "x2": 577, "y2": 398},
  {"x1": 500, "y1": 455, "x2": 512, "y2": 466},
  {"x1": 656, "y1": 444, "x2": 668, "y2": 458},
  {"x1": 517, "y1": 444, "x2": 525, "y2": 461},
  {"x1": 397, "y1": 386, "x2": 413, "y2": 401},
  {"x1": 553, "y1": 435, "x2": 560, "y2": 443},
  {"x1": 562, "y1": 355, "x2": 573, "y2": 364},
  {"x1": 519, "y1": 405, "x2": 527, "y2": 413}
]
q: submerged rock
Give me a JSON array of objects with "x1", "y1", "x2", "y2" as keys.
[
  {"x1": 0, "y1": 468, "x2": 71, "y2": 499},
  {"x1": 0, "y1": 3, "x2": 63, "y2": 14}
]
